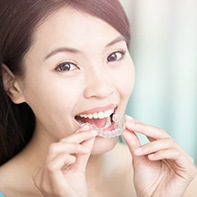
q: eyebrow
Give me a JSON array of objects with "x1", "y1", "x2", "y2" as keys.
[
  {"x1": 45, "y1": 47, "x2": 80, "y2": 60},
  {"x1": 44, "y1": 36, "x2": 126, "y2": 60},
  {"x1": 106, "y1": 36, "x2": 126, "y2": 47}
]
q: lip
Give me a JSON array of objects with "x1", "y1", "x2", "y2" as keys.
[
  {"x1": 74, "y1": 104, "x2": 125, "y2": 139},
  {"x1": 75, "y1": 103, "x2": 118, "y2": 116},
  {"x1": 74, "y1": 103, "x2": 118, "y2": 128}
]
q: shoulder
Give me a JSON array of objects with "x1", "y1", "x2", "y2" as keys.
[
  {"x1": 0, "y1": 160, "x2": 24, "y2": 195},
  {"x1": 0, "y1": 165, "x2": 7, "y2": 189},
  {"x1": 0, "y1": 164, "x2": 13, "y2": 194}
]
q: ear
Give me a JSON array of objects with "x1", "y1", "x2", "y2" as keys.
[{"x1": 2, "y1": 64, "x2": 25, "y2": 104}]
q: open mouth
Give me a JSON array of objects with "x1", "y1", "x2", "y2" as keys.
[{"x1": 75, "y1": 109, "x2": 125, "y2": 138}]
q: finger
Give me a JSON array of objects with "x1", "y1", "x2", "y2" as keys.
[
  {"x1": 60, "y1": 125, "x2": 97, "y2": 144},
  {"x1": 122, "y1": 129, "x2": 141, "y2": 150},
  {"x1": 45, "y1": 153, "x2": 76, "y2": 189},
  {"x1": 123, "y1": 128, "x2": 153, "y2": 167},
  {"x1": 133, "y1": 137, "x2": 194, "y2": 164},
  {"x1": 73, "y1": 136, "x2": 96, "y2": 173},
  {"x1": 147, "y1": 147, "x2": 195, "y2": 171},
  {"x1": 125, "y1": 115, "x2": 169, "y2": 140},
  {"x1": 133, "y1": 137, "x2": 175, "y2": 156},
  {"x1": 147, "y1": 148, "x2": 183, "y2": 161},
  {"x1": 47, "y1": 142, "x2": 89, "y2": 161},
  {"x1": 47, "y1": 154, "x2": 76, "y2": 172}
]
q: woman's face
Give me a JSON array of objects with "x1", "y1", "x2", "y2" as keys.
[{"x1": 19, "y1": 8, "x2": 135, "y2": 152}]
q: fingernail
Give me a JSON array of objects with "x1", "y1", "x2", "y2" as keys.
[
  {"x1": 125, "y1": 115, "x2": 136, "y2": 123},
  {"x1": 125, "y1": 114, "x2": 134, "y2": 120},
  {"x1": 81, "y1": 124, "x2": 90, "y2": 130}
]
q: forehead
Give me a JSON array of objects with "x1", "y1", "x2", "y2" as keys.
[{"x1": 30, "y1": 8, "x2": 122, "y2": 54}]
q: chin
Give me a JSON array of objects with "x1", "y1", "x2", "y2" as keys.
[{"x1": 90, "y1": 136, "x2": 119, "y2": 155}]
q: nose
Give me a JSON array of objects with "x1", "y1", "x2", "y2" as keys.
[{"x1": 83, "y1": 68, "x2": 115, "y2": 99}]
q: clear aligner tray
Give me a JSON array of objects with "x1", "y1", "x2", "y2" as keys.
[{"x1": 89, "y1": 114, "x2": 125, "y2": 138}]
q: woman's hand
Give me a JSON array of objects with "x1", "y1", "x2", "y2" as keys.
[
  {"x1": 123, "y1": 115, "x2": 197, "y2": 197},
  {"x1": 32, "y1": 125, "x2": 97, "y2": 197}
]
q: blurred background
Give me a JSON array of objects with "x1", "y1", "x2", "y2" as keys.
[{"x1": 120, "y1": 0, "x2": 197, "y2": 163}]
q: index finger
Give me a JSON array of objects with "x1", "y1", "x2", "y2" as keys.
[
  {"x1": 125, "y1": 115, "x2": 170, "y2": 140},
  {"x1": 60, "y1": 124, "x2": 97, "y2": 144}
]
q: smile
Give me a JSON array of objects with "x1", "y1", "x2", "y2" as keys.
[
  {"x1": 78, "y1": 109, "x2": 114, "y2": 119},
  {"x1": 75, "y1": 108, "x2": 125, "y2": 138},
  {"x1": 75, "y1": 109, "x2": 114, "y2": 129}
]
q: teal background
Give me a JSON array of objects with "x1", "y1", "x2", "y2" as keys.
[
  {"x1": 121, "y1": 0, "x2": 197, "y2": 163},
  {"x1": 0, "y1": 192, "x2": 5, "y2": 197}
]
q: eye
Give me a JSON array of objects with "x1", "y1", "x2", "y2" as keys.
[
  {"x1": 107, "y1": 51, "x2": 125, "y2": 62},
  {"x1": 55, "y1": 62, "x2": 78, "y2": 72}
]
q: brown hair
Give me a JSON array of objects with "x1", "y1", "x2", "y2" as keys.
[{"x1": 0, "y1": 0, "x2": 130, "y2": 165}]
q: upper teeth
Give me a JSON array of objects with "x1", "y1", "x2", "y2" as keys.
[{"x1": 79, "y1": 109, "x2": 114, "y2": 119}]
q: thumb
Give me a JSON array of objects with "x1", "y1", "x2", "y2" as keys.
[
  {"x1": 123, "y1": 129, "x2": 143, "y2": 164},
  {"x1": 123, "y1": 129, "x2": 141, "y2": 151},
  {"x1": 74, "y1": 136, "x2": 96, "y2": 173},
  {"x1": 123, "y1": 129, "x2": 150, "y2": 169}
]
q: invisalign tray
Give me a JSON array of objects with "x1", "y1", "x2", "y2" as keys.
[{"x1": 89, "y1": 114, "x2": 125, "y2": 138}]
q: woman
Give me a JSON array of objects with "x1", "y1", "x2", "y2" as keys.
[{"x1": 0, "y1": 0, "x2": 196, "y2": 196}]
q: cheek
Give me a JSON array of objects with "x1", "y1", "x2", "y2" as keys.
[
  {"x1": 22, "y1": 81, "x2": 80, "y2": 138},
  {"x1": 115, "y1": 62, "x2": 135, "y2": 98},
  {"x1": 21, "y1": 74, "x2": 78, "y2": 120},
  {"x1": 34, "y1": 85, "x2": 76, "y2": 114}
]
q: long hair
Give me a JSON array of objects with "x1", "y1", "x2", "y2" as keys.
[{"x1": 0, "y1": 0, "x2": 130, "y2": 165}]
